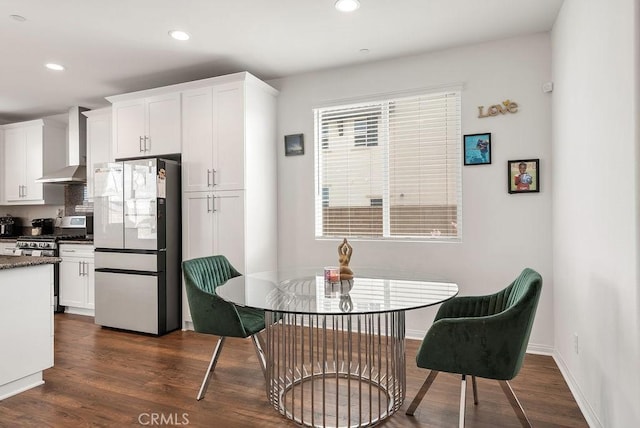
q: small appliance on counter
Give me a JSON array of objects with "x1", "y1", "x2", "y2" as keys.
[
  {"x1": 31, "y1": 218, "x2": 55, "y2": 236},
  {"x1": 0, "y1": 215, "x2": 21, "y2": 237}
]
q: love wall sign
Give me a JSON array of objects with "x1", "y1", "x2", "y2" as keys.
[{"x1": 478, "y1": 99, "x2": 519, "y2": 118}]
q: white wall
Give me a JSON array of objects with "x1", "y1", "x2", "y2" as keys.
[
  {"x1": 552, "y1": 0, "x2": 640, "y2": 427},
  {"x1": 269, "y1": 33, "x2": 554, "y2": 350}
]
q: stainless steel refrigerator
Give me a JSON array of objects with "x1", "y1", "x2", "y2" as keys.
[{"x1": 93, "y1": 157, "x2": 181, "y2": 335}]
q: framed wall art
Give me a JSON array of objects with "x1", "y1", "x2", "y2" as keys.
[
  {"x1": 284, "y1": 133, "x2": 305, "y2": 156},
  {"x1": 508, "y1": 159, "x2": 539, "y2": 194},
  {"x1": 463, "y1": 133, "x2": 491, "y2": 165}
]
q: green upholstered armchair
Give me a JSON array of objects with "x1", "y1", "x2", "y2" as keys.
[
  {"x1": 182, "y1": 255, "x2": 267, "y2": 401},
  {"x1": 406, "y1": 268, "x2": 543, "y2": 427}
]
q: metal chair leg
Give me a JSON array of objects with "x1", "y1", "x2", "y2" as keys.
[
  {"x1": 472, "y1": 375, "x2": 478, "y2": 405},
  {"x1": 197, "y1": 336, "x2": 226, "y2": 401},
  {"x1": 406, "y1": 370, "x2": 439, "y2": 416},
  {"x1": 459, "y1": 374, "x2": 467, "y2": 428},
  {"x1": 251, "y1": 332, "x2": 267, "y2": 376},
  {"x1": 499, "y1": 380, "x2": 532, "y2": 427}
]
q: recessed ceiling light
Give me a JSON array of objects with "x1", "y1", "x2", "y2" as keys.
[
  {"x1": 9, "y1": 14, "x2": 26, "y2": 22},
  {"x1": 335, "y1": 0, "x2": 360, "y2": 12},
  {"x1": 169, "y1": 30, "x2": 190, "y2": 41},
  {"x1": 45, "y1": 63, "x2": 65, "y2": 71}
]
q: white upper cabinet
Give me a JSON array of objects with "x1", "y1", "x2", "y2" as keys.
[
  {"x1": 109, "y1": 92, "x2": 181, "y2": 159},
  {"x1": 181, "y1": 82, "x2": 245, "y2": 192},
  {"x1": 83, "y1": 107, "x2": 112, "y2": 200},
  {"x1": 1, "y1": 119, "x2": 65, "y2": 205}
]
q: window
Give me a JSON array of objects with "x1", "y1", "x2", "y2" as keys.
[
  {"x1": 354, "y1": 115, "x2": 379, "y2": 147},
  {"x1": 314, "y1": 90, "x2": 461, "y2": 240}
]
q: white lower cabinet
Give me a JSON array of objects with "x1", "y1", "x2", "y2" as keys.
[
  {"x1": 59, "y1": 244, "x2": 95, "y2": 316},
  {"x1": 182, "y1": 191, "x2": 245, "y2": 324},
  {"x1": 0, "y1": 242, "x2": 17, "y2": 255}
]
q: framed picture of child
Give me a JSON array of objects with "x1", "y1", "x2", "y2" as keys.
[
  {"x1": 508, "y1": 159, "x2": 539, "y2": 193},
  {"x1": 463, "y1": 133, "x2": 491, "y2": 165}
]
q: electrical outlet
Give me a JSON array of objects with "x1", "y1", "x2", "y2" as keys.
[{"x1": 573, "y1": 333, "x2": 579, "y2": 354}]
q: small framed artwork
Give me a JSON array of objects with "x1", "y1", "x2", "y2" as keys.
[
  {"x1": 463, "y1": 133, "x2": 491, "y2": 165},
  {"x1": 284, "y1": 134, "x2": 304, "y2": 156},
  {"x1": 508, "y1": 159, "x2": 540, "y2": 194}
]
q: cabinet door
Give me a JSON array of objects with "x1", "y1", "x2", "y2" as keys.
[
  {"x1": 182, "y1": 192, "x2": 214, "y2": 261},
  {"x1": 182, "y1": 88, "x2": 213, "y2": 192},
  {"x1": 146, "y1": 93, "x2": 181, "y2": 156},
  {"x1": 212, "y1": 190, "x2": 245, "y2": 273},
  {"x1": 23, "y1": 125, "x2": 44, "y2": 201},
  {"x1": 86, "y1": 259, "x2": 95, "y2": 309},
  {"x1": 113, "y1": 100, "x2": 146, "y2": 159},
  {"x1": 213, "y1": 83, "x2": 245, "y2": 191},
  {"x1": 3, "y1": 127, "x2": 25, "y2": 201},
  {"x1": 60, "y1": 259, "x2": 85, "y2": 307}
]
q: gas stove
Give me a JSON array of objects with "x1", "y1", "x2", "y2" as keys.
[{"x1": 16, "y1": 234, "x2": 89, "y2": 256}]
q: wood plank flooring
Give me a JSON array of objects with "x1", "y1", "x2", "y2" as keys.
[{"x1": 0, "y1": 314, "x2": 588, "y2": 427}]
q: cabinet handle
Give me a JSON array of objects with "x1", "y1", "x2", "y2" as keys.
[
  {"x1": 78, "y1": 261, "x2": 82, "y2": 276},
  {"x1": 144, "y1": 136, "x2": 150, "y2": 152},
  {"x1": 207, "y1": 169, "x2": 212, "y2": 187},
  {"x1": 139, "y1": 136, "x2": 144, "y2": 152},
  {"x1": 206, "y1": 195, "x2": 212, "y2": 213},
  {"x1": 211, "y1": 195, "x2": 216, "y2": 213},
  {"x1": 22, "y1": 185, "x2": 26, "y2": 197},
  {"x1": 18, "y1": 185, "x2": 22, "y2": 198},
  {"x1": 212, "y1": 169, "x2": 217, "y2": 187}
]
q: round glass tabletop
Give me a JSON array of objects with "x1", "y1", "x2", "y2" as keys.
[{"x1": 216, "y1": 268, "x2": 459, "y2": 315}]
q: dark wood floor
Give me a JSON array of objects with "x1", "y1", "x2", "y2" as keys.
[{"x1": 0, "y1": 314, "x2": 587, "y2": 427}]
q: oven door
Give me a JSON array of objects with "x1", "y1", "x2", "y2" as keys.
[{"x1": 17, "y1": 248, "x2": 57, "y2": 257}]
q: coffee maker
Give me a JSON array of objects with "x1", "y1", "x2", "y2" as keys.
[
  {"x1": 0, "y1": 215, "x2": 21, "y2": 237},
  {"x1": 31, "y1": 218, "x2": 55, "y2": 236}
]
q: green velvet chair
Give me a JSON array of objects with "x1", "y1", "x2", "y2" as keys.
[
  {"x1": 182, "y1": 255, "x2": 267, "y2": 401},
  {"x1": 406, "y1": 268, "x2": 543, "y2": 427}
]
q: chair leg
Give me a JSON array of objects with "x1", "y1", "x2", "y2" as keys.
[
  {"x1": 251, "y1": 332, "x2": 267, "y2": 376},
  {"x1": 406, "y1": 370, "x2": 439, "y2": 416},
  {"x1": 459, "y1": 374, "x2": 467, "y2": 428},
  {"x1": 499, "y1": 380, "x2": 532, "y2": 428},
  {"x1": 197, "y1": 336, "x2": 226, "y2": 401},
  {"x1": 472, "y1": 375, "x2": 478, "y2": 405}
]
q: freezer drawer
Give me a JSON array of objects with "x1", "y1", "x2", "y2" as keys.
[
  {"x1": 94, "y1": 271, "x2": 159, "y2": 334},
  {"x1": 95, "y1": 251, "x2": 158, "y2": 271}
]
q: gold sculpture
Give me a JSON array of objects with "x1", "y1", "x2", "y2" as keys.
[{"x1": 338, "y1": 238, "x2": 353, "y2": 280}]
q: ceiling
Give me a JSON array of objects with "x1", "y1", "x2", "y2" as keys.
[{"x1": 0, "y1": 0, "x2": 564, "y2": 124}]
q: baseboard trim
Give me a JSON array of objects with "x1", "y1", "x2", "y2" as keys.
[{"x1": 553, "y1": 351, "x2": 602, "y2": 428}]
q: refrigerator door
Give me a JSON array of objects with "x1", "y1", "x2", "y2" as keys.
[
  {"x1": 124, "y1": 158, "x2": 159, "y2": 250},
  {"x1": 93, "y1": 162, "x2": 124, "y2": 249}
]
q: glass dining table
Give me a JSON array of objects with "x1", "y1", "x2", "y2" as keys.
[{"x1": 217, "y1": 268, "x2": 458, "y2": 428}]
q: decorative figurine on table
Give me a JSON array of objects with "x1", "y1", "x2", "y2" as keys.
[{"x1": 338, "y1": 238, "x2": 354, "y2": 280}]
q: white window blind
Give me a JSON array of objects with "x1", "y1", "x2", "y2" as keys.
[{"x1": 314, "y1": 90, "x2": 461, "y2": 240}]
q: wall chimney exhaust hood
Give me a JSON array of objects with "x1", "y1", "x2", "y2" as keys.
[{"x1": 36, "y1": 106, "x2": 89, "y2": 184}]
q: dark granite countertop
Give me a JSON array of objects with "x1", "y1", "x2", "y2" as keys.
[
  {"x1": 0, "y1": 237, "x2": 18, "y2": 243},
  {"x1": 0, "y1": 255, "x2": 62, "y2": 270}
]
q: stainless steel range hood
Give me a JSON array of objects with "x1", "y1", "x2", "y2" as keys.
[{"x1": 36, "y1": 106, "x2": 89, "y2": 184}]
